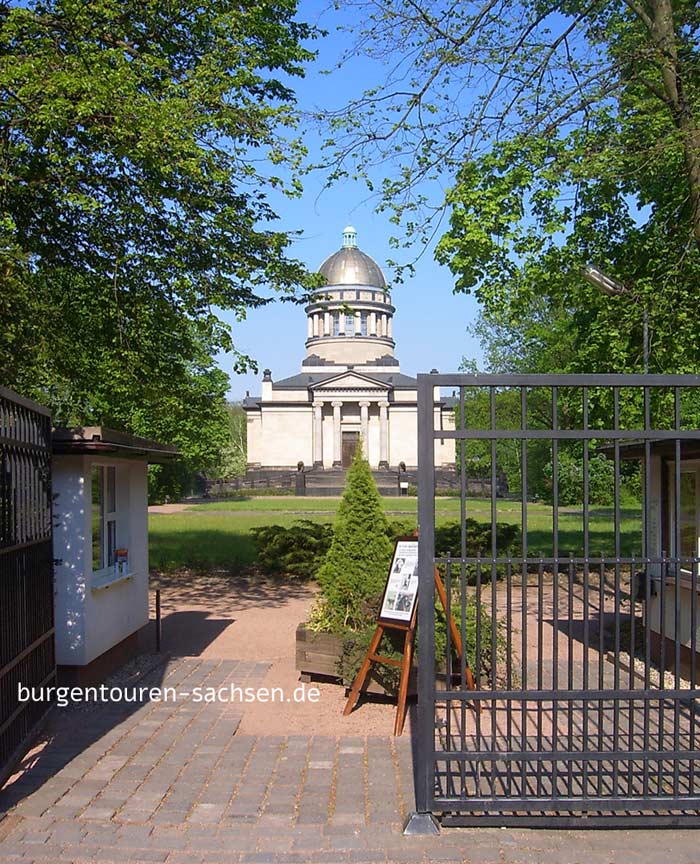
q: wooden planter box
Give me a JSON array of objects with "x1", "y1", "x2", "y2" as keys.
[{"x1": 295, "y1": 622, "x2": 416, "y2": 697}]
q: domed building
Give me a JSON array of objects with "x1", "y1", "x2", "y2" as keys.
[{"x1": 243, "y1": 227, "x2": 455, "y2": 474}]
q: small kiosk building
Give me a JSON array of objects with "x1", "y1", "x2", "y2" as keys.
[{"x1": 52, "y1": 428, "x2": 177, "y2": 683}]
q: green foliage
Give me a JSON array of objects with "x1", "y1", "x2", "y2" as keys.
[
  {"x1": 323, "y1": 0, "x2": 700, "y2": 379},
  {"x1": 207, "y1": 403, "x2": 248, "y2": 481},
  {"x1": 251, "y1": 520, "x2": 334, "y2": 580},
  {"x1": 453, "y1": 387, "x2": 552, "y2": 498},
  {"x1": 338, "y1": 624, "x2": 405, "y2": 690},
  {"x1": 208, "y1": 487, "x2": 295, "y2": 499},
  {"x1": 541, "y1": 450, "x2": 615, "y2": 507},
  {"x1": 148, "y1": 462, "x2": 198, "y2": 506},
  {"x1": 316, "y1": 450, "x2": 394, "y2": 632},
  {"x1": 434, "y1": 519, "x2": 521, "y2": 559},
  {"x1": 0, "y1": 0, "x2": 320, "y2": 478},
  {"x1": 339, "y1": 592, "x2": 499, "y2": 690}
]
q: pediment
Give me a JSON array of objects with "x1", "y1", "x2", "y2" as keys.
[{"x1": 310, "y1": 371, "x2": 390, "y2": 392}]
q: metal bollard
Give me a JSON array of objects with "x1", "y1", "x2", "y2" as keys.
[{"x1": 155, "y1": 589, "x2": 162, "y2": 653}]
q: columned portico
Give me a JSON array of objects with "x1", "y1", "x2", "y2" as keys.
[{"x1": 332, "y1": 401, "x2": 343, "y2": 467}]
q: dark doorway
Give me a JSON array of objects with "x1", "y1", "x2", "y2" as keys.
[{"x1": 342, "y1": 431, "x2": 360, "y2": 467}]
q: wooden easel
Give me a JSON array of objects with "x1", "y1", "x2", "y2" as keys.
[{"x1": 343, "y1": 566, "x2": 478, "y2": 735}]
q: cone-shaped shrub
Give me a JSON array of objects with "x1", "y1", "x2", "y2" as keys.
[{"x1": 316, "y1": 447, "x2": 393, "y2": 631}]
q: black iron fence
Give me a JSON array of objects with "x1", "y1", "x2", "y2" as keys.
[
  {"x1": 0, "y1": 387, "x2": 55, "y2": 785},
  {"x1": 415, "y1": 374, "x2": 700, "y2": 827}
]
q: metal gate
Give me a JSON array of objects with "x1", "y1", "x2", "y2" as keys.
[
  {"x1": 0, "y1": 386, "x2": 55, "y2": 786},
  {"x1": 415, "y1": 374, "x2": 700, "y2": 827}
]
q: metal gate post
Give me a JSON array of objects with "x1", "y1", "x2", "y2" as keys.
[{"x1": 404, "y1": 373, "x2": 440, "y2": 835}]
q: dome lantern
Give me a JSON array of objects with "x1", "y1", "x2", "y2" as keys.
[{"x1": 342, "y1": 225, "x2": 358, "y2": 248}]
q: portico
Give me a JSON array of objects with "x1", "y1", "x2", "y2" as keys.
[{"x1": 311, "y1": 391, "x2": 391, "y2": 469}]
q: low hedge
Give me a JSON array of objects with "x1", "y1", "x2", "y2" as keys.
[
  {"x1": 250, "y1": 520, "x2": 334, "y2": 580},
  {"x1": 252, "y1": 517, "x2": 521, "y2": 582}
]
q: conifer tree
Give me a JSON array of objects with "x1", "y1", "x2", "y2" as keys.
[{"x1": 316, "y1": 448, "x2": 393, "y2": 631}]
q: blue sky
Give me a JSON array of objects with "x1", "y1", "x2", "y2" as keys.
[{"x1": 218, "y1": 0, "x2": 484, "y2": 400}]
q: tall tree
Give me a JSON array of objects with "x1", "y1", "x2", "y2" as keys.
[
  {"x1": 323, "y1": 0, "x2": 700, "y2": 374},
  {"x1": 0, "y1": 0, "x2": 320, "y2": 475}
]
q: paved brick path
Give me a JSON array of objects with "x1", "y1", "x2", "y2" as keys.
[{"x1": 1, "y1": 657, "x2": 699, "y2": 863}]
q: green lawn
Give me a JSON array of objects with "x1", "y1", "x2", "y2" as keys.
[
  {"x1": 189, "y1": 496, "x2": 540, "y2": 518},
  {"x1": 150, "y1": 496, "x2": 644, "y2": 573}
]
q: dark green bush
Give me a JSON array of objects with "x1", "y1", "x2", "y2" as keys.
[
  {"x1": 316, "y1": 451, "x2": 394, "y2": 631},
  {"x1": 251, "y1": 520, "x2": 334, "y2": 580},
  {"x1": 253, "y1": 516, "x2": 414, "y2": 582},
  {"x1": 208, "y1": 486, "x2": 294, "y2": 499},
  {"x1": 435, "y1": 518, "x2": 521, "y2": 558},
  {"x1": 541, "y1": 451, "x2": 615, "y2": 506},
  {"x1": 252, "y1": 515, "x2": 520, "y2": 585}
]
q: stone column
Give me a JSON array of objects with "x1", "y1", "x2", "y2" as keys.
[
  {"x1": 359, "y1": 401, "x2": 370, "y2": 453},
  {"x1": 332, "y1": 401, "x2": 342, "y2": 467},
  {"x1": 324, "y1": 311, "x2": 331, "y2": 336},
  {"x1": 355, "y1": 310, "x2": 361, "y2": 335},
  {"x1": 379, "y1": 400, "x2": 389, "y2": 469},
  {"x1": 387, "y1": 316, "x2": 393, "y2": 338},
  {"x1": 313, "y1": 401, "x2": 324, "y2": 467},
  {"x1": 370, "y1": 311, "x2": 377, "y2": 336},
  {"x1": 307, "y1": 315, "x2": 313, "y2": 339}
]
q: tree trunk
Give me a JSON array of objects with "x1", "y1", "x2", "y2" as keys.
[{"x1": 649, "y1": 0, "x2": 700, "y2": 252}]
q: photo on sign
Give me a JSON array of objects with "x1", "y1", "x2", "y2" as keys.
[{"x1": 379, "y1": 538, "x2": 419, "y2": 624}]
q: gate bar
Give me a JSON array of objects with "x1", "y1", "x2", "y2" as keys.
[{"x1": 403, "y1": 373, "x2": 439, "y2": 835}]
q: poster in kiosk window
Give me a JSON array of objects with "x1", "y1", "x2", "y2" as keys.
[{"x1": 378, "y1": 538, "x2": 419, "y2": 625}]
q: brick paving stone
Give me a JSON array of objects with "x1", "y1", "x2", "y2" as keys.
[
  {"x1": 114, "y1": 825, "x2": 154, "y2": 846},
  {"x1": 48, "y1": 820, "x2": 87, "y2": 843},
  {"x1": 240, "y1": 854, "x2": 315, "y2": 864},
  {"x1": 328, "y1": 832, "x2": 368, "y2": 852},
  {"x1": 195, "y1": 853, "x2": 243, "y2": 864},
  {"x1": 255, "y1": 833, "x2": 294, "y2": 853},
  {"x1": 290, "y1": 825, "x2": 329, "y2": 852},
  {"x1": 213, "y1": 831, "x2": 258, "y2": 852},
  {"x1": 126, "y1": 851, "x2": 170, "y2": 863}
]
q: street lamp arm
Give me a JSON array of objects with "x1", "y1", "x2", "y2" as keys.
[{"x1": 581, "y1": 264, "x2": 629, "y2": 296}]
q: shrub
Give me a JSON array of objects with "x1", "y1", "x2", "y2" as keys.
[
  {"x1": 253, "y1": 517, "x2": 412, "y2": 582},
  {"x1": 316, "y1": 449, "x2": 393, "y2": 632},
  {"x1": 251, "y1": 520, "x2": 333, "y2": 580},
  {"x1": 208, "y1": 486, "x2": 294, "y2": 499},
  {"x1": 435, "y1": 519, "x2": 521, "y2": 585},
  {"x1": 339, "y1": 593, "x2": 501, "y2": 688},
  {"x1": 434, "y1": 518, "x2": 521, "y2": 558},
  {"x1": 541, "y1": 450, "x2": 615, "y2": 506}
]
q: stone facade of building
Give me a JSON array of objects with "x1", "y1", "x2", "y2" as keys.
[{"x1": 243, "y1": 227, "x2": 455, "y2": 471}]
